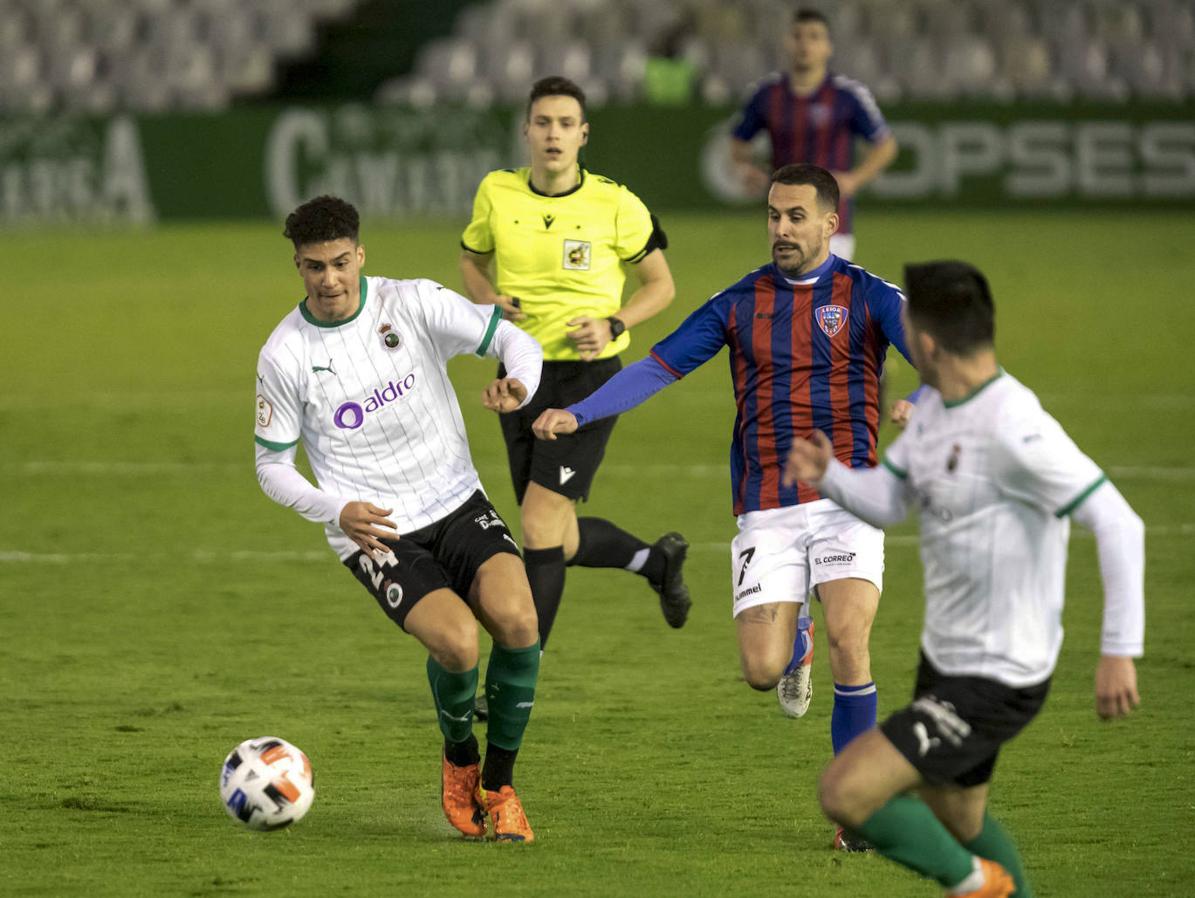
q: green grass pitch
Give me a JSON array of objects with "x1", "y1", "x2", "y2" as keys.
[{"x1": 2, "y1": 210, "x2": 1193, "y2": 896}]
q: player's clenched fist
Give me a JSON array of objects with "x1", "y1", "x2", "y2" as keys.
[
  {"x1": 339, "y1": 501, "x2": 398, "y2": 558},
  {"x1": 782, "y1": 430, "x2": 833, "y2": 487},
  {"x1": 532, "y1": 409, "x2": 579, "y2": 441},
  {"x1": 482, "y1": 377, "x2": 527, "y2": 413}
]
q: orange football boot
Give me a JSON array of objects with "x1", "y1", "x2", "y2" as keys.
[
  {"x1": 441, "y1": 755, "x2": 485, "y2": 838},
  {"x1": 949, "y1": 859, "x2": 1015, "y2": 898},
  {"x1": 479, "y1": 785, "x2": 535, "y2": 843}
]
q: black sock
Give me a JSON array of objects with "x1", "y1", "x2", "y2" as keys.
[
  {"x1": 571, "y1": 517, "x2": 663, "y2": 582},
  {"x1": 524, "y1": 546, "x2": 565, "y2": 649},
  {"x1": 444, "y1": 733, "x2": 480, "y2": 768},
  {"x1": 482, "y1": 744, "x2": 520, "y2": 792}
]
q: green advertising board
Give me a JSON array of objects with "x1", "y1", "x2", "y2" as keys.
[{"x1": 1, "y1": 101, "x2": 1192, "y2": 225}]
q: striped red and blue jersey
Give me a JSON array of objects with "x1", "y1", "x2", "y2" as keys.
[
  {"x1": 650, "y1": 254, "x2": 910, "y2": 516},
  {"x1": 732, "y1": 72, "x2": 890, "y2": 235}
]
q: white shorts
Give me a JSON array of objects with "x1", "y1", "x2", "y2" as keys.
[
  {"x1": 729, "y1": 499, "x2": 884, "y2": 618},
  {"x1": 830, "y1": 233, "x2": 856, "y2": 262}
]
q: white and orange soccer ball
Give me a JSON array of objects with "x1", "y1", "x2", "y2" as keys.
[{"x1": 219, "y1": 736, "x2": 314, "y2": 830}]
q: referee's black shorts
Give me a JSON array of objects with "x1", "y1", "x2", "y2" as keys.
[
  {"x1": 498, "y1": 356, "x2": 621, "y2": 504},
  {"x1": 880, "y1": 652, "x2": 1051, "y2": 788}
]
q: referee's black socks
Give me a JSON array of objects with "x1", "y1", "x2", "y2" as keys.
[
  {"x1": 524, "y1": 546, "x2": 565, "y2": 648},
  {"x1": 570, "y1": 517, "x2": 665, "y2": 584}
]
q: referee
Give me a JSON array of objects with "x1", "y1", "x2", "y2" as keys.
[{"x1": 460, "y1": 76, "x2": 691, "y2": 652}]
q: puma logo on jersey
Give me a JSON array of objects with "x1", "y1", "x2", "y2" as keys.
[
  {"x1": 312, "y1": 359, "x2": 336, "y2": 374},
  {"x1": 559, "y1": 466, "x2": 576, "y2": 485}
]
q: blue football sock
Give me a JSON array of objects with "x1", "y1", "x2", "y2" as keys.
[
  {"x1": 783, "y1": 616, "x2": 814, "y2": 675},
  {"x1": 831, "y1": 681, "x2": 877, "y2": 754}
]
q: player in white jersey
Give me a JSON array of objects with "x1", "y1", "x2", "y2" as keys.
[
  {"x1": 253, "y1": 195, "x2": 546, "y2": 843},
  {"x1": 784, "y1": 261, "x2": 1144, "y2": 898}
]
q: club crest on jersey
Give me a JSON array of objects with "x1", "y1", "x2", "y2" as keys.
[
  {"x1": 378, "y1": 322, "x2": 401, "y2": 350},
  {"x1": 563, "y1": 239, "x2": 591, "y2": 271},
  {"x1": 815, "y1": 304, "x2": 849, "y2": 337}
]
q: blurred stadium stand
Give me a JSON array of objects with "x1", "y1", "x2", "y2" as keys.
[
  {"x1": 378, "y1": 0, "x2": 1195, "y2": 106},
  {"x1": 1, "y1": 0, "x2": 1192, "y2": 113}
]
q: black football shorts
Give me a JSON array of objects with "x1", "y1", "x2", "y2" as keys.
[
  {"x1": 342, "y1": 491, "x2": 520, "y2": 631},
  {"x1": 498, "y1": 357, "x2": 621, "y2": 504},
  {"x1": 880, "y1": 652, "x2": 1051, "y2": 787}
]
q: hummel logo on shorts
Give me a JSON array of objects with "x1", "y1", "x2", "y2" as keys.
[{"x1": 559, "y1": 466, "x2": 576, "y2": 485}]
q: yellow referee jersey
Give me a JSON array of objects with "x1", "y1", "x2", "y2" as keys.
[{"x1": 461, "y1": 166, "x2": 657, "y2": 361}]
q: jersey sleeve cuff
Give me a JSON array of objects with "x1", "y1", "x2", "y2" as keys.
[
  {"x1": 1054, "y1": 473, "x2": 1107, "y2": 518},
  {"x1": 649, "y1": 350, "x2": 683, "y2": 380},
  {"x1": 475, "y1": 306, "x2": 502, "y2": 356},
  {"x1": 255, "y1": 435, "x2": 300, "y2": 451},
  {"x1": 881, "y1": 456, "x2": 908, "y2": 480},
  {"x1": 460, "y1": 239, "x2": 491, "y2": 255}
]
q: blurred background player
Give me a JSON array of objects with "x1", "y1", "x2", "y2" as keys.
[
  {"x1": 729, "y1": 7, "x2": 898, "y2": 261},
  {"x1": 532, "y1": 164, "x2": 914, "y2": 850},
  {"x1": 785, "y1": 260, "x2": 1144, "y2": 897},
  {"x1": 459, "y1": 76, "x2": 693, "y2": 662},
  {"x1": 254, "y1": 195, "x2": 544, "y2": 842}
]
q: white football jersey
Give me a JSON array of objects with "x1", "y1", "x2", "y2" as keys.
[
  {"x1": 254, "y1": 275, "x2": 503, "y2": 558},
  {"x1": 884, "y1": 372, "x2": 1105, "y2": 687}
]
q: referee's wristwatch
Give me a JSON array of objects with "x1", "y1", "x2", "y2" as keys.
[{"x1": 607, "y1": 316, "x2": 626, "y2": 339}]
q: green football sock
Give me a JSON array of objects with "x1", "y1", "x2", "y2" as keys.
[
  {"x1": 854, "y1": 795, "x2": 975, "y2": 888},
  {"x1": 484, "y1": 641, "x2": 540, "y2": 751},
  {"x1": 965, "y1": 812, "x2": 1033, "y2": 898},
  {"x1": 426, "y1": 657, "x2": 478, "y2": 744}
]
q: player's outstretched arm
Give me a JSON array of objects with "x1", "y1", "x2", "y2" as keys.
[
  {"x1": 1071, "y1": 481, "x2": 1146, "y2": 719},
  {"x1": 784, "y1": 431, "x2": 911, "y2": 528},
  {"x1": 532, "y1": 409, "x2": 578, "y2": 441},
  {"x1": 534, "y1": 355, "x2": 678, "y2": 441}
]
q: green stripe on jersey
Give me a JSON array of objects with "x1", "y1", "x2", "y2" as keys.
[
  {"x1": 255, "y1": 435, "x2": 300, "y2": 452},
  {"x1": 476, "y1": 305, "x2": 502, "y2": 357},
  {"x1": 882, "y1": 456, "x2": 908, "y2": 480},
  {"x1": 1055, "y1": 473, "x2": 1107, "y2": 518}
]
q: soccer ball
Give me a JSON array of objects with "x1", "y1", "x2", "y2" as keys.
[{"x1": 219, "y1": 736, "x2": 315, "y2": 831}]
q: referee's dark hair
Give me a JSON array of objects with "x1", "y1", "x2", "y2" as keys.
[
  {"x1": 527, "y1": 76, "x2": 587, "y2": 121},
  {"x1": 772, "y1": 163, "x2": 840, "y2": 212},
  {"x1": 283, "y1": 195, "x2": 360, "y2": 248},
  {"x1": 903, "y1": 261, "x2": 996, "y2": 355},
  {"x1": 794, "y1": 8, "x2": 831, "y2": 30}
]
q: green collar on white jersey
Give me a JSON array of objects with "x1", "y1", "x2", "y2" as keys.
[
  {"x1": 299, "y1": 276, "x2": 369, "y2": 328},
  {"x1": 943, "y1": 368, "x2": 1005, "y2": 409}
]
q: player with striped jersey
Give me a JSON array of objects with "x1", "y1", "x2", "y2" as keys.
[
  {"x1": 730, "y1": 8, "x2": 898, "y2": 261},
  {"x1": 785, "y1": 261, "x2": 1144, "y2": 898},
  {"x1": 532, "y1": 165, "x2": 914, "y2": 849},
  {"x1": 254, "y1": 195, "x2": 545, "y2": 842}
]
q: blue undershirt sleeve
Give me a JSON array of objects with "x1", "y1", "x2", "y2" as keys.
[{"x1": 568, "y1": 356, "x2": 679, "y2": 427}]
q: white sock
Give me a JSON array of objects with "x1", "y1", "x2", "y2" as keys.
[
  {"x1": 947, "y1": 857, "x2": 984, "y2": 896},
  {"x1": 625, "y1": 547, "x2": 650, "y2": 573}
]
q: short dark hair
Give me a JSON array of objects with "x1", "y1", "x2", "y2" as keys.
[
  {"x1": 526, "y1": 76, "x2": 587, "y2": 120},
  {"x1": 283, "y1": 195, "x2": 360, "y2": 248},
  {"x1": 771, "y1": 163, "x2": 840, "y2": 211},
  {"x1": 903, "y1": 261, "x2": 996, "y2": 354},
  {"x1": 793, "y1": 8, "x2": 830, "y2": 30}
]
